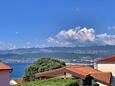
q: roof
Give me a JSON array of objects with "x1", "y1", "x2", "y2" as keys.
[
  {"x1": 35, "y1": 67, "x2": 65, "y2": 77},
  {"x1": 35, "y1": 65, "x2": 112, "y2": 85},
  {"x1": 35, "y1": 65, "x2": 98, "y2": 79},
  {"x1": 0, "y1": 63, "x2": 12, "y2": 70},
  {"x1": 90, "y1": 72, "x2": 112, "y2": 85},
  {"x1": 96, "y1": 56, "x2": 115, "y2": 63},
  {"x1": 65, "y1": 65, "x2": 99, "y2": 78}
]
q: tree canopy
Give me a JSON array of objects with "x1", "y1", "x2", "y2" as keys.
[{"x1": 24, "y1": 58, "x2": 66, "y2": 81}]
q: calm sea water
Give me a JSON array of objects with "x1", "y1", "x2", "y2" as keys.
[{"x1": 7, "y1": 63, "x2": 31, "y2": 78}]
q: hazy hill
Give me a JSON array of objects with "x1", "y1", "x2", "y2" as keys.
[{"x1": 0, "y1": 45, "x2": 115, "y2": 63}]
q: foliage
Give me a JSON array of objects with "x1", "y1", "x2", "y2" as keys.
[
  {"x1": 15, "y1": 79, "x2": 79, "y2": 86},
  {"x1": 93, "y1": 83, "x2": 99, "y2": 86},
  {"x1": 24, "y1": 58, "x2": 66, "y2": 81},
  {"x1": 92, "y1": 79, "x2": 99, "y2": 86},
  {"x1": 65, "y1": 80, "x2": 79, "y2": 86}
]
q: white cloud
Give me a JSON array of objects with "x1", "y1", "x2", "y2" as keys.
[
  {"x1": 107, "y1": 26, "x2": 115, "y2": 30},
  {"x1": 0, "y1": 42, "x2": 16, "y2": 50},
  {"x1": 23, "y1": 42, "x2": 34, "y2": 48},
  {"x1": 47, "y1": 27, "x2": 115, "y2": 47},
  {"x1": 48, "y1": 37, "x2": 58, "y2": 43},
  {"x1": 96, "y1": 33, "x2": 115, "y2": 45},
  {"x1": 0, "y1": 27, "x2": 114, "y2": 50},
  {"x1": 56, "y1": 27, "x2": 95, "y2": 42}
]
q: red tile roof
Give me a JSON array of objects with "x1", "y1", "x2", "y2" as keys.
[
  {"x1": 96, "y1": 56, "x2": 115, "y2": 63},
  {"x1": 35, "y1": 65, "x2": 112, "y2": 85},
  {"x1": 0, "y1": 63, "x2": 12, "y2": 70},
  {"x1": 35, "y1": 67, "x2": 65, "y2": 78},
  {"x1": 66, "y1": 65, "x2": 99, "y2": 75},
  {"x1": 35, "y1": 65, "x2": 99, "y2": 77},
  {"x1": 90, "y1": 72, "x2": 112, "y2": 85}
]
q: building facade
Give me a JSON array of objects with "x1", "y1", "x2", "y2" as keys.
[
  {"x1": 0, "y1": 63, "x2": 12, "y2": 86},
  {"x1": 95, "y1": 56, "x2": 115, "y2": 86}
]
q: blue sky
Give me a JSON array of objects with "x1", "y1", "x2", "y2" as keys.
[{"x1": 0, "y1": 0, "x2": 115, "y2": 49}]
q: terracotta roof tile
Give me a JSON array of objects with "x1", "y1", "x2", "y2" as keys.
[
  {"x1": 0, "y1": 63, "x2": 12, "y2": 70},
  {"x1": 96, "y1": 56, "x2": 115, "y2": 63},
  {"x1": 35, "y1": 65, "x2": 112, "y2": 85},
  {"x1": 35, "y1": 67, "x2": 65, "y2": 77},
  {"x1": 90, "y1": 72, "x2": 112, "y2": 85},
  {"x1": 65, "y1": 66, "x2": 99, "y2": 76}
]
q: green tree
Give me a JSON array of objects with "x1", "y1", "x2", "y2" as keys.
[{"x1": 24, "y1": 58, "x2": 66, "y2": 81}]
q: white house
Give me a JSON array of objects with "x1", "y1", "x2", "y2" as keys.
[
  {"x1": 95, "y1": 56, "x2": 115, "y2": 86},
  {"x1": 0, "y1": 63, "x2": 12, "y2": 86}
]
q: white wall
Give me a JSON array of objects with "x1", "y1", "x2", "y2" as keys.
[
  {"x1": 96, "y1": 63, "x2": 115, "y2": 76},
  {"x1": 97, "y1": 82, "x2": 107, "y2": 86},
  {"x1": 96, "y1": 63, "x2": 115, "y2": 86},
  {"x1": 9, "y1": 80, "x2": 18, "y2": 85},
  {"x1": 66, "y1": 73, "x2": 72, "y2": 78}
]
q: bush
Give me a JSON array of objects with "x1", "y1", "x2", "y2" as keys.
[
  {"x1": 24, "y1": 58, "x2": 66, "y2": 81},
  {"x1": 15, "y1": 79, "x2": 79, "y2": 86},
  {"x1": 65, "y1": 79, "x2": 79, "y2": 86},
  {"x1": 93, "y1": 83, "x2": 99, "y2": 86},
  {"x1": 65, "y1": 83, "x2": 79, "y2": 86}
]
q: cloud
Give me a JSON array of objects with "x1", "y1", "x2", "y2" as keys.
[
  {"x1": 23, "y1": 42, "x2": 35, "y2": 48},
  {"x1": 47, "y1": 27, "x2": 115, "y2": 47},
  {"x1": 0, "y1": 42, "x2": 16, "y2": 50},
  {"x1": 47, "y1": 37, "x2": 70, "y2": 47},
  {"x1": 56, "y1": 27, "x2": 95, "y2": 42},
  {"x1": 96, "y1": 33, "x2": 115, "y2": 45},
  {"x1": 107, "y1": 26, "x2": 115, "y2": 30},
  {"x1": 47, "y1": 37, "x2": 58, "y2": 44}
]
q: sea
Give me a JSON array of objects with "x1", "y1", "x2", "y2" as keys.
[{"x1": 7, "y1": 63, "x2": 31, "y2": 78}]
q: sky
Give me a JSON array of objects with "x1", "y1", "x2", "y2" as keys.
[{"x1": 0, "y1": 0, "x2": 115, "y2": 49}]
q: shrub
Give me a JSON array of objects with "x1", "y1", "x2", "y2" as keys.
[
  {"x1": 24, "y1": 58, "x2": 66, "y2": 81},
  {"x1": 65, "y1": 79, "x2": 79, "y2": 86},
  {"x1": 93, "y1": 83, "x2": 99, "y2": 86},
  {"x1": 65, "y1": 83, "x2": 79, "y2": 86},
  {"x1": 15, "y1": 79, "x2": 79, "y2": 86}
]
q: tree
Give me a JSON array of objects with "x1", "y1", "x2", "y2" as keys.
[{"x1": 24, "y1": 58, "x2": 66, "y2": 81}]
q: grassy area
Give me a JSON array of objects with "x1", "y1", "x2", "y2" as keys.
[{"x1": 15, "y1": 79, "x2": 79, "y2": 86}]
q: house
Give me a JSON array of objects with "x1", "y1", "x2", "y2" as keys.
[
  {"x1": 95, "y1": 56, "x2": 115, "y2": 86},
  {"x1": 9, "y1": 78, "x2": 23, "y2": 85},
  {"x1": 0, "y1": 63, "x2": 12, "y2": 86},
  {"x1": 35, "y1": 65, "x2": 112, "y2": 86}
]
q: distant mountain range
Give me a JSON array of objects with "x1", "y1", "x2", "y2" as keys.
[
  {"x1": 0, "y1": 45, "x2": 115, "y2": 63},
  {"x1": 0, "y1": 45, "x2": 115, "y2": 54}
]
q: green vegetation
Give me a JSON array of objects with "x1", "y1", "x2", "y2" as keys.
[
  {"x1": 15, "y1": 79, "x2": 79, "y2": 86},
  {"x1": 24, "y1": 58, "x2": 66, "y2": 81}
]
